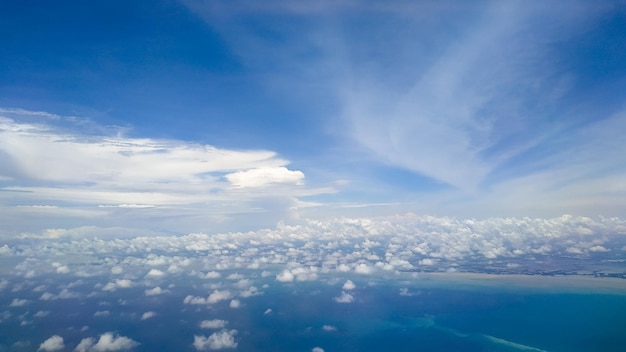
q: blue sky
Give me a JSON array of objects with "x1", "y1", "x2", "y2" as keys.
[{"x1": 1, "y1": 0, "x2": 626, "y2": 236}]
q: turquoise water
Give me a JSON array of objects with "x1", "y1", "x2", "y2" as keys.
[{"x1": 3, "y1": 276, "x2": 626, "y2": 351}]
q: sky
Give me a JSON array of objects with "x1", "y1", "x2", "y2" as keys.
[{"x1": 1, "y1": 0, "x2": 626, "y2": 237}]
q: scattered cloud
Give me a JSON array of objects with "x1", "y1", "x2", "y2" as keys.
[
  {"x1": 184, "y1": 290, "x2": 233, "y2": 305},
  {"x1": 226, "y1": 167, "x2": 304, "y2": 188},
  {"x1": 145, "y1": 286, "x2": 166, "y2": 296},
  {"x1": 193, "y1": 330, "x2": 238, "y2": 350},
  {"x1": 102, "y1": 279, "x2": 134, "y2": 291},
  {"x1": 38, "y1": 335, "x2": 64, "y2": 351},
  {"x1": 75, "y1": 332, "x2": 139, "y2": 352},
  {"x1": 333, "y1": 291, "x2": 354, "y2": 304},
  {"x1": 342, "y1": 280, "x2": 355, "y2": 290},
  {"x1": 200, "y1": 319, "x2": 228, "y2": 329},
  {"x1": 9, "y1": 298, "x2": 29, "y2": 307},
  {"x1": 141, "y1": 311, "x2": 156, "y2": 320}
]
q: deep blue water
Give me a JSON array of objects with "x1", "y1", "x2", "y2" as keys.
[{"x1": 2, "y1": 276, "x2": 626, "y2": 351}]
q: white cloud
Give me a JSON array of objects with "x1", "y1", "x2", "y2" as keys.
[
  {"x1": 146, "y1": 269, "x2": 165, "y2": 277},
  {"x1": 419, "y1": 258, "x2": 435, "y2": 266},
  {"x1": 38, "y1": 335, "x2": 64, "y2": 351},
  {"x1": 226, "y1": 167, "x2": 304, "y2": 188},
  {"x1": 9, "y1": 298, "x2": 29, "y2": 307},
  {"x1": 74, "y1": 337, "x2": 96, "y2": 352},
  {"x1": 110, "y1": 266, "x2": 123, "y2": 275},
  {"x1": 229, "y1": 299, "x2": 241, "y2": 308},
  {"x1": 0, "y1": 244, "x2": 12, "y2": 255},
  {"x1": 200, "y1": 319, "x2": 228, "y2": 329},
  {"x1": 145, "y1": 286, "x2": 165, "y2": 296},
  {"x1": 94, "y1": 310, "x2": 110, "y2": 317},
  {"x1": 0, "y1": 111, "x2": 334, "y2": 235},
  {"x1": 78, "y1": 332, "x2": 139, "y2": 352},
  {"x1": 590, "y1": 245, "x2": 609, "y2": 252},
  {"x1": 312, "y1": 347, "x2": 325, "y2": 352},
  {"x1": 333, "y1": 291, "x2": 354, "y2": 303},
  {"x1": 276, "y1": 270, "x2": 294, "y2": 282},
  {"x1": 141, "y1": 311, "x2": 157, "y2": 320},
  {"x1": 203, "y1": 271, "x2": 221, "y2": 279},
  {"x1": 193, "y1": 330, "x2": 238, "y2": 350},
  {"x1": 34, "y1": 310, "x2": 50, "y2": 317},
  {"x1": 56, "y1": 265, "x2": 70, "y2": 274},
  {"x1": 102, "y1": 279, "x2": 134, "y2": 291},
  {"x1": 342, "y1": 280, "x2": 355, "y2": 290},
  {"x1": 184, "y1": 290, "x2": 233, "y2": 305},
  {"x1": 322, "y1": 325, "x2": 337, "y2": 331},
  {"x1": 354, "y1": 263, "x2": 372, "y2": 275}
]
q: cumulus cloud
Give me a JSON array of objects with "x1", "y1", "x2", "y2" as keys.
[
  {"x1": 0, "y1": 111, "x2": 337, "y2": 235},
  {"x1": 193, "y1": 330, "x2": 238, "y2": 350},
  {"x1": 184, "y1": 290, "x2": 233, "y2": 305},
  {"x1": 145, "y1": 269, "x2": 165, "y2": 277},
  {"x1": 38, "y1": 335, "x2": 64, "y2": 351},
  {"x1": 322, "y1": 325, "x2": 337, "y2": 331},
  {"x1": 312, "y1": 347, "x2": 325, "y2": 352},
  {"x1": 76, "y1": 332, "x2": 139, "y2": 352},
  {"x1": 93, "y1": 310, "x2": 110, "y2": 317},
  {"x1": 229, "y1": 299, "x2": 241, "y2": 308},
  {"x1": 145, "y1": 286, "x2": 165, "y2": 296},
  {"x1": 226, "y1": 167, "x2": 304, "y2": 188},
  {"x1": 276, "y1": 270, "x2": 294, "y2": 282},
  {"x1": 102, "y1": 279, "x2": 134, "y2": 291},
  {"x1": 202, "y1": 271, "x2": 221, "y2": 279},
  {"x1": 9, "y1": 298, "x2": 29, "y2": 307},
  {"x1": 333, "y1": 291, "x2": 354, "y2": 303},
  {"x1": 342, "y1": 280, "x2": 355, "y2": 290},
  {"x1": 141, "y1": 311, "x2": 157, "y2": 320},
  {"x1": 200, "y1": 319, "x2": 228, "y2": 329}
]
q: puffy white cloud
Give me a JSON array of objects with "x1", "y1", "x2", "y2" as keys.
[
  {"x1": 203, "y1": 271, "x2": 221, "y2": 279},
  {"x1": 322, "y1": 325, "x2": 337, "y2": 331},
  {"x1": 82, "y1": 332, "x2": 139, "y2": 351},
  {"x1": 145, "y1": 287, "x2": 165, "y2": 296},
  {"x1": 276, "y1": 270, "x2": 294, "y2": 282},
  {"x1": 354, "y1": 263, "x2": 372, "y2": 275},
  {"x1": 590, "y1": 245, "x2": 609, "y2": 252},
  {"x1": 333, "y1": 291, "x2": 354, "y2": 303},
  {"x1": 141, "y1": 311, "x2": 157, "y2": 320},
  {"x1": 93, "y1": 310, "x2": 110, "y2": 317},
  {"x1": 184, "y1": 290, "x2": 233, "y2": 305},
  {"x1": 200, "y1": 319, "x2": 228, "y2": 329},
  {"x1": 74, "y1": 337, "x2": 96, "y2": 352},
  {"x1": 146, "y1": 269, "x2": 165, "y2": 277},
  {"x1": 312, "y1": 347, "x2": 325, "y2": 352},
  {"x1": 9, "y1": 298, "x2": 29, "y2": 307},
  {"x1": 419, "y1": 258, "x2": 436, "y2": 266},
  {"x1": 34, "y1": 310, "x2": 50, "y2": 317},
  {"x1": 226, "y1": 167, "x2": 304, "y2": 188},
  {"x1": 38, "y1": 335, "x2": 64, "y2": 351},
  {"x1": 56, "y1": 265, "x2": 70, "y2": 274},
  {"x1": 193, "y1": 330, "x2": 238, "y2": 350},
  {"x1": 102, "y1": 279, "x2": 134, "y2": 291},
  {"x1": 110, "y1": 266, "x2": 123, "y2": 275},
  {"x1": 229, "y1": 299, "x2": 241, "y2": 308},
  {"x1": 0, "y1": 244, "x2": 13, "y2": 255},
  {"x1": 342, "y1": 280, "x2": 355, "y2": 290},
  {"x1": 38, "y1": 288, "x2": 80, "y2": 301}
]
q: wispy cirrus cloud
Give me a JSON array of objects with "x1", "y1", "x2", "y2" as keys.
[{"x1": 182, "y1": 0, "x2": 626, "y2": 218}]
